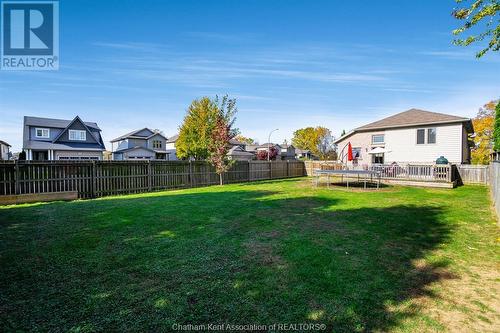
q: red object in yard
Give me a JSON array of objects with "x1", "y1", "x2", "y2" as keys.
[{"x1": 347, "y1": 142, "x2": 353, "y2": 161}]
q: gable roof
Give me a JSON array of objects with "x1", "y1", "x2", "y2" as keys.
[
  {"x1": 228, "y1": 146, "x2": 254, "y2": 156},
  {"x1": 256, "y1": 143, "x2": 282, "y2": 149},
  {"x1": 166, "y1": 134, "x2": 179, "y2": 143},
  {"x1": 146, "y1": 132, "x2": 168, "y2": 140},
  {"x1": 114, "y1": 146, "x2": 156, "y2": 153},
  {"x1": 110, "y1": 128, "x2": 168, "y2": 142},
  {"x1": 51, "y1": 116, "x2": 104, "y2": 147},
  {"x1": 334, "y1": 109, "x2": 473, "y2": 143},
  {"x1": 229, "y1": 138, "x2": 244, "y2": 146},
  {"x1": 244, "y1": 144, "x2": 259, "y2": 151},
  {"x1": 23, "y1": 116, "x2": 105, "y2": 150},
  {"x1": 0, "y1": 140, "x2": 10, "y2": 147},
  {"x1": 24, "y1": 116, "x2": 100, "y2": 130},
  {"x1": 357, "y1": 109, "x2": 470, "y2": 131}
]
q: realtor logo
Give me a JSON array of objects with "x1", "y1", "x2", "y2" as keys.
[{"x1": 1, "y1": 0, "x2": 59, "y2": 70}]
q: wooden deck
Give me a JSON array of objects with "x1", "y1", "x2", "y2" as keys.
[{"x1": 305, "y1": 161, "x2": 456, "y2": 188}]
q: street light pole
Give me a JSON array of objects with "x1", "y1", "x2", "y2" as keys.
[{"x1": 267, "y1": 128, "x2": 279, "y2": 161}]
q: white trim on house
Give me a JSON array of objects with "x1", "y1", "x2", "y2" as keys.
[
  {"x1": 69, "y1": 129, "x2": 86, "y2": 141},
  {"x1": 35, "y1": 128, "x2": 50, "y2": 138},
  {"x1": 371, "y1": 134, "x2": 384, "y2": 144}
]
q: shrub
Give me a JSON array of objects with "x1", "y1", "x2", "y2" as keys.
[{"x1": 256, "y1": 146, "x2": 278, "y2": 160}]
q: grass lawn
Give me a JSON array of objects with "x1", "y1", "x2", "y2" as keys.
[{"x1": 0, "y1": 178, "x2": 499, "y2": 332}]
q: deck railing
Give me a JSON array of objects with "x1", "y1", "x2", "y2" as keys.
[
  {"x1": 304, "y1": 161, "x2": 454, "y2": 183},
  {"x1": 368, "y1": 164, "x2": 452, "y2": 182},
  {"x1": 0, "y1": 160, "x2": 306, "y2": 199}
]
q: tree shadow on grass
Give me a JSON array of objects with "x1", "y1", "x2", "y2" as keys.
[{"x1": 0, "y1": 187, "x2": 454, "y2": 332}]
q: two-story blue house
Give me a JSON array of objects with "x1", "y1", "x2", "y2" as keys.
[
  {"x1": 110, "y1": 128, "x2": 171, "y2": 160},
  {"x1": 22, "y1": 116, "x2": 106, "y2": 160}
]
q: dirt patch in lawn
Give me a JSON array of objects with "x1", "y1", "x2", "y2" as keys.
[
  {"x1": 243, "y1": 238, "x2": 285, "y2": 267},
  {"x1": 388, "y1": 259, "x2": 500, "y2": 332}
]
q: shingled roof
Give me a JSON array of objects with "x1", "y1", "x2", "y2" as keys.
[
  {"x1": 356, "y1": 109, "x2": 470, "y2": 131},
  {"x1": 334, "y1": 108, "x2": 472, "y2": 144},
  {"x1": 24, "y1": 116, "x2": 100, "y2": 129}
]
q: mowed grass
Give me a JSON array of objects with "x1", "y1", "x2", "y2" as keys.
[{"x1": 0, "y1": 179, "x2": 498, "y2": 332}]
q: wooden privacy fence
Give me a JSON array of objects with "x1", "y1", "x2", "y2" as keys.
[
  {"x1": 0, "y1": 160, "x2": 306, "y2": 199},
  {"x1": 456, "y1": 165, "x2": 489, "y2": 184},
  {"x1": 489, "y1": 162, "x2": 500, "y2": 224}
]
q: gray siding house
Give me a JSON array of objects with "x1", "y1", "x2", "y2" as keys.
[
  {"x1": 227, "y1": 145, "x2": 254, "y2": 161},
  {"x1": 23, "y1": 116, "x2": 106, "y2": 160},
  {"x1": 111, "y1": 128, "x2": 171, "y2": 160},
  {"x1": 0, "y1": 140, "x2": 11, "y2": 160}
]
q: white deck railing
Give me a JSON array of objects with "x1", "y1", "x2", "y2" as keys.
[
  {"x1": 367, "y1": 164, "x2": 452, "y2": 182},
  {"x1": 304, "y1": 161, "x2": 454, "y2": 183}
]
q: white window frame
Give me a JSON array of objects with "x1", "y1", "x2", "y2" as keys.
[
  {"x1": 153, "y1": 140, "x2": 162, "y2": 149},
  {"x1": 35, "y1": 128, "x2": 50, "y2": 138},
  {"x1": 69, "y1": 130, "x2": 86, "y2": 141},
  {"x1": 371, "y1": 134, "x2": 385, "y2": 144}
]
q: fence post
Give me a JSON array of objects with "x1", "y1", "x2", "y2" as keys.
[
  {"x1": 189, "y1": 160, "x2": 193, "y2": 187},
  {"x1": 286, "y1": 160, "x2": 290, "y2": 178},
  {"x1": 147, "y1": 160, "x2": 152, "y2": 192},
  {"x1": 269, "y1": 161, "x2": 272, "y2": 179},
  {"x1": 248, "y1": 160, "x2": 251, "y2": 182},
  {"x1": 91, "y1": 161, "x2": 97, "y2": 198},
  {"x1": 14, "y1": 160, "x2": 19, "y2": 195}
]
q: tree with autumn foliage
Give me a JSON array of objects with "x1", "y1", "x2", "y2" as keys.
[
  {"x1": 292, "y1": 126, "x2": 336, "y2": 160},
  {"x1": 235, "y1": 135, "x2": 256, "y2": 145},
  {"x1": 176, "y1": 97, "x2": 219, "y2": 160},
  {"x1": 207, "y1": 96, "x2": 239, "y2": 185},
  {"x1": 256, "y1": 146, "x2": 278, "y2": 160},
  {"x1": 471, "y1": 100, "x2": 497, "y2": 164}
]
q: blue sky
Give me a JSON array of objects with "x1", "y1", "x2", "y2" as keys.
[{"x1": 1, "y1": 0, "x2": 499, "y2": 151}]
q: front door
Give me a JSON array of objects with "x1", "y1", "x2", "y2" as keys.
[
  {"x1": 33, "y1": 151, "x2": 48, "y2": 161},
  {"x1": 155, "y1": 153, "x2": 166, "y2": 160}
]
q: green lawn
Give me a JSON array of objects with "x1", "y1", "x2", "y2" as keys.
[{"x1": 0, "y1": 179, "x2": 498, "y2": 332}]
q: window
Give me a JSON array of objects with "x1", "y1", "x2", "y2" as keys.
[
  {"x1": 371, "y1": 134, "x2": 384, "y2": 144},
  {"x1": 152, "y1": 140, "x2": 162, "y2": 149},
  {"x1": 427, "y1": 128, "x2": 436, "y2": 144},
  {"x1": 35, "y1": 128, "x2": 50, "y2": 138},
  {"x1": 417, "y1": 128, "x2": 436, "y2": 144},
  {"x1": 416, "y1": 129, "x2": 425, "y2": 144},
  {"x1": 69, "y1": 130, "x2": 86, "y2": 141}
]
